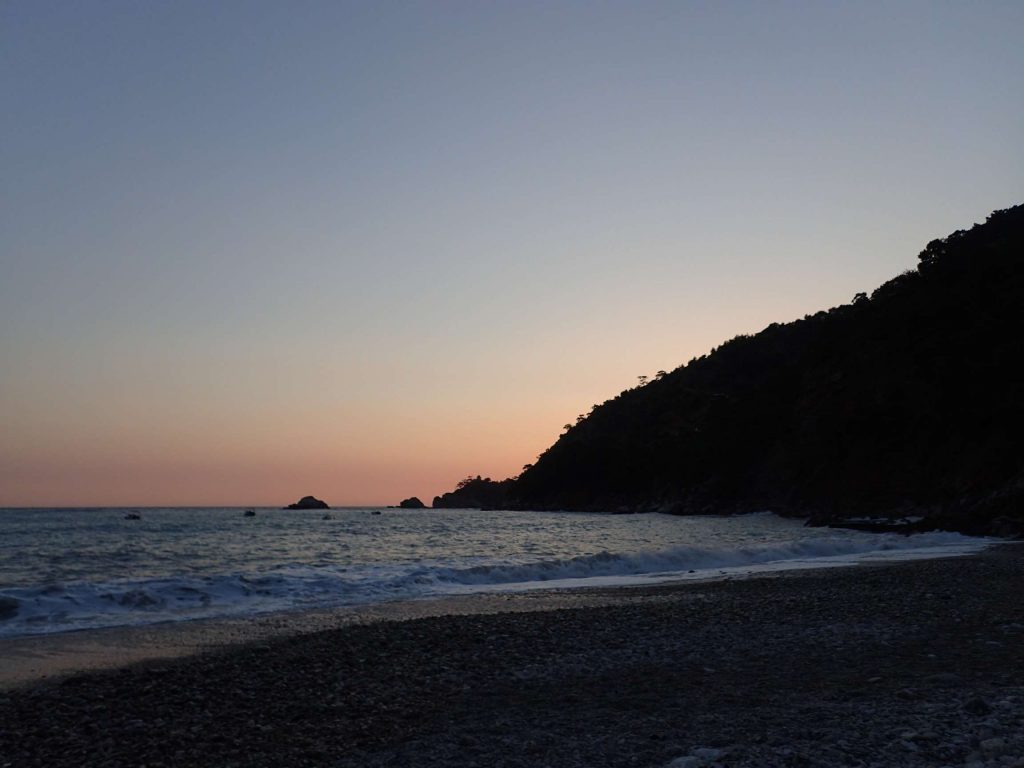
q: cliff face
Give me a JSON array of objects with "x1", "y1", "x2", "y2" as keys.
[{"x1": 437, "y1": 206, "x2": 1024, "y2": 535}]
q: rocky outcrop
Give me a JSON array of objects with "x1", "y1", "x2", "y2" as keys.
[
  {"x1": 432, "y1": 476, "x2": 516, "y2": 509},
  {"x1": 285, "y1": 495, "x2": 330, "y2": 510},
  {"x1": 398, "y1": 497, "x2": 426, "y2": 509}
]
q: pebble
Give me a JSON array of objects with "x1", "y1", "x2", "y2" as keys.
[
  {"x1": 666, "y1": 750, "x2": 723, "y2": 768},
  {"x1": 982, "y1": 738, "x2": 1007, "y2": 755},
  {"x1": 927, "y1": 673, "x2": 964, "y2": 686},
  {"x1": 965, "y1": 698, "x2": 993, "y2": 716}
]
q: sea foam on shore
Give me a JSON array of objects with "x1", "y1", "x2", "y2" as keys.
[{"x1": 0, "y1": 506, "x2": 992, "y2": 638}]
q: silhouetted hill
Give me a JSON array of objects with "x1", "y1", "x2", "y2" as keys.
[
  {"x1": 435, "y1": 206, "x2": 1024, "y2": 536},
  {"x1": 433, "y1": 476, "x2": 516, "y2": 510}
]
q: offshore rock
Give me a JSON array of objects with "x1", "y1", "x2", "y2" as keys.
[
  {"x1": 399, "y1": 496, "x2": 426, "y2": 509},
  {"x1": 285, "y1": 495, "x2": 330, "y2": 510}
]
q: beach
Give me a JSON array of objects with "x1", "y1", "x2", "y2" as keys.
[{"x1": 1, "y1": 545, "x2": 1022, "y2": 767}]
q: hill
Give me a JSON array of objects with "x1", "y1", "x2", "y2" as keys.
[{"x1": 434, "y1": 205, "x2": 1024, "y2": 536}]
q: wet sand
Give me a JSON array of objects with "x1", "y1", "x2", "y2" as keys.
[
  {"x1": 0, "y1": 587, "x2": 692, "y2": 690},
  {"x1": 1, "y1": 546, "x2": 1023, "y2": 767}
]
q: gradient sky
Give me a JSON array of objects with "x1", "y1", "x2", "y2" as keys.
[{"x1": 2, "y1": 2, "x2": 1022, "y2": 506}]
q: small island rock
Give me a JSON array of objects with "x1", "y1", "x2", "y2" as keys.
[
  {"x1": 399, "y1": 496, "x2": 426, "y2": 509},
  {"x1": 285, "y1": 495, "x2": 330, "y2": 510}
]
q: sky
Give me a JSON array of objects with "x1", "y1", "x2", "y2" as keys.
[{"x1": 1, "y1": 1, "x2": 1022, "y2": 507}]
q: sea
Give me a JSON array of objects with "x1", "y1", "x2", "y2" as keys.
[{"x1": 0, "y1": 507, "x2": 992, "y2": 639}]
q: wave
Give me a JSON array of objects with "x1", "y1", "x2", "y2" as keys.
[
  {"x1": 0, "y1": 530, "x2": 989, "y2": 637},
  {"x1": 411, "y1": 530, "x2": 985, "y2": 586}
]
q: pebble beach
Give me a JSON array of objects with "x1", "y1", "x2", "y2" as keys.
[{"x1": 1, "y1": 545, "x2": 1022, "y2": 768}]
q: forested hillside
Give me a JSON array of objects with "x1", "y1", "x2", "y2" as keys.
[{"x1": 435, "y1": 206, "x2": 1024, "y2": 535}]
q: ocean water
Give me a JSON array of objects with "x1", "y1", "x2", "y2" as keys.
[{"x1": 0, "y1": 507, "x2": 991, "y2": 638}]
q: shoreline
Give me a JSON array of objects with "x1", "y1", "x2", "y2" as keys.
[
  {"x1": 0, "y1": 562, "x2": 855, "y2": 691},
  {"x1": 0, "y1": 583, "x2": 682, "y2": 690},
  {"x1": 0, "y1": 544, "x2": 1004, "y2": 690},
  {"x1": 2, "y1": 546, "x2": 1023, "y2": 766}
]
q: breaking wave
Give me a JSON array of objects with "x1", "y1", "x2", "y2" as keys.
[
  {"x1": 0, "y1": 529, "x2": 989, "y2": 637},
  {"x1": 416, "y1": 530, "x2": 983, "y2": 585}
]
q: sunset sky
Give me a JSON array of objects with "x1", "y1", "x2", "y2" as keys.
[{"x1": 2, "y1": 2, "x2": 1022, "y2": 506}]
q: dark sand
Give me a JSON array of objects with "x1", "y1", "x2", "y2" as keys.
[
  {"x1": 1, "y1": 546, "x2": 1022, "y2": 767},
  {"x1": 0, "y1": 588, "x2": 679, "y2": 690}
]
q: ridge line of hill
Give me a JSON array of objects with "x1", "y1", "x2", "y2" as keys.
[{"x1": 432, "y1": 205, "x2": 1024, "y2": 537}]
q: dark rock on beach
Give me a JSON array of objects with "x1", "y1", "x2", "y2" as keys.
[
  {"x1": 398, "y1": 496, "x2": 426, "y2": 509},
  {"x1": 284, "y1": 495, "x2": 329, "y2": 510}
]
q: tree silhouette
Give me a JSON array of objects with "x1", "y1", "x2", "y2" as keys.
[{"x1": 433, "y1": 205, "x2": 1024, "y2": 534}]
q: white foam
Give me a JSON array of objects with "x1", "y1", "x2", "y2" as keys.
[
  {"x1": 0, "y1": 529, "x2": 993, "y2": 637},
  {"x1": 422, "y1": 530, "x2": 984, "y2": 586}
]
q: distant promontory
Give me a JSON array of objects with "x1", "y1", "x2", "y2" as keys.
[
  {"x1": 433, "y1": 205, "x2": 1024, "y2": 538},
  {"x1": 432, "y1": 477, "x2": 515, "y2": 510}
]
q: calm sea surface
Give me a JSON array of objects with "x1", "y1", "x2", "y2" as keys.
[{"x1": 0, "y1": 507, "x2": 988, "y2": 637}]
